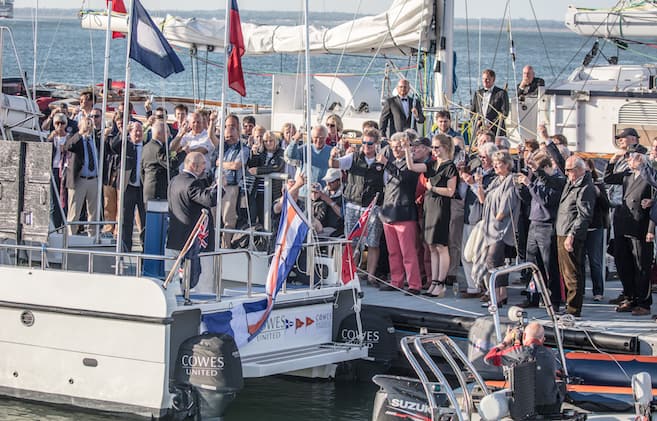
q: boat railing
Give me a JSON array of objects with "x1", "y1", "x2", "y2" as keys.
[
  {"x1": 487, "y1": 261, "x2": 569, "y2": 378},
  {"x1": 400, "y1": 333, "x2": 490, "y2": 421}
]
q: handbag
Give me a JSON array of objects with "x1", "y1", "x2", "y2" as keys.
[{"x1": 464, "y1": 220, "x2": 484, "y2": 263}]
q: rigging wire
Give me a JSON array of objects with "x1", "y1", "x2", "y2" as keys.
[
  {"x1": 318, "y1": 0, "x2": 363, "y2": 124},
  {"x1": 490, "y1": 0, "x2": 510, "y2": 70},
  {"x1": 528, "y1": 0, "x2": 555, "y2": 78},
  {"x1": 464, "y1": 0, "x2": 473, "y2": 100}
]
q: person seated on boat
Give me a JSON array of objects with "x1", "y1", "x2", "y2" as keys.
[
  {"x1": 241, "y1": 115, "x2": 255, "y2": 142},
  {"x1": 65, "y1": 116, "x2": 100, "y2": 237},
  {"x1": 329, "y1": 128, "x2": 384, "y2": 285},
  {"x1": 217, "y1": 124, "x2": 250, "y2": 249},
  {"x1": 170, "y1": 111, "x2": 217, "y2": 178},
  {"x1": 311, "y1": 168, "x2": 344, "y2": 238},
  {"x1": 166, "y1": 151, "x2": 217, "y2": 291},
  {"x1": 73, "y1": 90, "x2": 95, "y2": 123},
  {"x1": 247, "y1": 130, "x2": 285, "y2": 227},
  {"x1": 285, "y1": 124, "x2": 333, "y2": 197},
  {"x1": 484, "y1": 322, "x2": 563, "y2": 416},
  {"x1": 516, "y1": 65, "x2": 545, "y2": 99},
  {"x1": 471, "y1": 69, "x2": 509, "y2": 137},
  {"x1": 42, "y1": 102, "x2": 78, "y2": 134},
  {"x1": 379, "y1": 78, "x2": 425, "y2": 137}
]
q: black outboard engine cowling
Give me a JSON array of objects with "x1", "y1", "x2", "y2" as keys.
[{"x1": 174, "y1": 333, "x2": 244, "y2": 420}]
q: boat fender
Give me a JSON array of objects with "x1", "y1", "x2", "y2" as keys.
[
  {"x1": 174, "y1": 333, "x2": 244, "y2": 420},
  {"x1": 633, "y1": 371, "x2": 653, "y2": 419},
  {"x1": 478, "y1": 389, "x2": 510, "y2": 421}
]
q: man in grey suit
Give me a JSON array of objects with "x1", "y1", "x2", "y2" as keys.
[
  {"x1": 555, "y1": 156, "x2": 595, "y2": 317},
  {"x1": 379, "y1": 79, "x2": 425, "y2": 137},
  {"x1": 471, "y1": 69, "x2": 509, "y2": 136}
]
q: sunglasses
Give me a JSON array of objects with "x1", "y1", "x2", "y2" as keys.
[
  {"x1": 362, "y1": 141, "x2": 375, "y2": 146},
  {"x1": 90, "y1": 114, "x2": 101, "y2": 118},
  {"x1": 432, "y1": 145, "x2": 442, "y2": 150},
  {"x1": 155, "y1": 114, "x2": 165, "y2": 119},
  {"x1": 327, "y1": 123, "x2": 336, "y2": 128},
  {"x1": 54, "y1": 121, "x2": 66, "y2": 125}
]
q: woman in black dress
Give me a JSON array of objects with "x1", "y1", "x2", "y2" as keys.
[{"x1": 407, "y1": 134, "x2": 457, "y2": 296}]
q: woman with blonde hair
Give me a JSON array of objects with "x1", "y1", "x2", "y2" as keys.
[
  {"x1": 325, "y1": 113, "x2": 344, "y2": 148},
  {"x1": 407, "y1": 134, "x2": 457, "y2": 297}
]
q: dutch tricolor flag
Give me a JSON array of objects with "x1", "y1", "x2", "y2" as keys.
[{"x1": 201, "y1": 192, "x2": 309, "y2": 346}]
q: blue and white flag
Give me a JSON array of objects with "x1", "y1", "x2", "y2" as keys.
[
  {"x1": 201, "y1": 192, "x2": 309, "y2": 347},
  {"x1": 129, "y1": 0, "x2": 184, "y2": 78}
]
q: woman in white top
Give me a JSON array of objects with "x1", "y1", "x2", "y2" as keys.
[{"x1": 47, "y1": 112, "x2": 70, "y2": 230}]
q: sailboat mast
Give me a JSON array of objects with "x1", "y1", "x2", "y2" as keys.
[
  {"x1": 96, "y1": 0, "x2": 114, "y2": 243},
  {"x1": 434, "y1": 0, "x2": 454, "y2": 109},
  {"x1": 32, "y1": 0, "x2": 37, "y2": 100},
  {"x1": 303, "y1": 0, "x2": 314, "y2": 287}
]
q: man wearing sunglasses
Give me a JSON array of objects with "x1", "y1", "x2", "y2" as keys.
[{"x1": 329, "y1": 128, "x2": 385, "y2": 285}]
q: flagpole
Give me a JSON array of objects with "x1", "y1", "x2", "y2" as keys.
[
  {"x1": 214, "y1": 0, "x2": 230, "y2": 254},
  {"x1": 303, "y1": 0, "x2": 315, "y2": 288},
  {"x1": 116, "y1": 0, "x2": 134, "y2": 270},
  {"x1": 96, "y1": 0, "x2": 114, "y2": 244}
]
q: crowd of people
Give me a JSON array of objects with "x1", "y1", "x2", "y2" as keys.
[{"x1": 43, "y1": 69, "x2": 657, "y2": 319}]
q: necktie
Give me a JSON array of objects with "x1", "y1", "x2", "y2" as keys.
[{"x1": 86, "y1": 138, "x2": 95, "y2": 173}]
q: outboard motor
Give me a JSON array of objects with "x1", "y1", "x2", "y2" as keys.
[
  {"x1": 335, "y1": 311, "x2": 397, "y2": 381},
  {"x1": 174, "y1": 333, "x2": 244, "y2": 420},
  {"x1": 371, "y1": 375, "x2": 446, "y2": 421}
]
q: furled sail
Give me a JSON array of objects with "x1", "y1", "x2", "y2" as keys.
[
  {"x1": 80, "y1": 0, "x2": 433, "y2": 56},
  {"x1": 565, "y1": 2, "x2": 657, "y2": 40}
]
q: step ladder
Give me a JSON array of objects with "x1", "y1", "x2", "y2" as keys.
[{"x1": 241, "y1": 342, "x2": 368, "y2": 378}]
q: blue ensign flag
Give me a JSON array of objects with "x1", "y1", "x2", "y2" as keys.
[{"x1": 129, "y1": 0, "x2": 184, "y2": 78}]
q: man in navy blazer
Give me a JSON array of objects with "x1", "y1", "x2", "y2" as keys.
[
  {"x1": 166, "y1": 152, "x2": 217, "y2": 289},
  {"x1": 379, "y1": 79, "x2": 425, "y2": 137},
  {"x1": 471, "y1": 69, "x2": 509, "y2": 136}
]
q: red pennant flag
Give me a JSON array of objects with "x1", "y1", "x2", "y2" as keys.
[
  {"x1": 227, "y1": 0, "x2": 246, "y2": 96},
  {"x1": 295, "y1": 318, "x2": 304, "y2": 330},
  {"x1": 305, "y1": 317, "x2": 314, "y2": 327},
  {"x1": 107, "y1": 0, "x2": 127, "y2": 39}
]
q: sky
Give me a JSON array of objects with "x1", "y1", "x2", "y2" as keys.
[{"x1": 14, "y1": 0, "x2": 623, "y2": 22}]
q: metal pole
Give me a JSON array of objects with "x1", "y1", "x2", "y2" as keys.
[
  {"x1": 32, "y1": 0, "x2": 37, "y2": 100},
  {"x1": 213, "y1": 0, "x2": 231, "y2": 299},
  {"x1": 303, "y1": 0, "x2": 315, "y2": 288},
  {"x1": 115, "y1": 0, "x2": 134, "y2": 270},
  {"x1": 95, "y1": 0, "x2": 114, "y2": 244}
]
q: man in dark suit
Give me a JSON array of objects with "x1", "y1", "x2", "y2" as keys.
[
  {"x1": 141, "y1": 120, "x2": 170, "y2": 204},
  {"x1": 471, "y1": 69, "x2": 509, "y2": 136},
  {"x1": 379, "y1": 78, "x2": 425, "y2": 137},
  {"x1": 166, "y1": 152, "x2": 217, "y2": 289},
  {"x1": 605, "y1": 149, "x2": 653, "y2": 315},
  {"x1": 65, "y1": 116, "x2": 100, "y2": 236},
  {"x1": 112, "y1": 121, "x2": 146, "y2": 252}
]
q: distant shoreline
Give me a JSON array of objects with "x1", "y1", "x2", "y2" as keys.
[{"x1": 13, "y1": 7, "x2": 569, "y2": 32}]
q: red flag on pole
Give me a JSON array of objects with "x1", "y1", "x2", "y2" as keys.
[
  {"x1": 228, "y1": 0, "x2": 246, "y2": 96},
  {"x1": 341, "y1": 198, "x2": 376, "y2": 284},
  {"x1": 107, "y1": 0, "x2": 127, "y2": 39}
]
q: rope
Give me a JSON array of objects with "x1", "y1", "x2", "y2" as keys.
[
  {"x1": 464, "y1": 0, "x2": 474, "y2": 100},
  {"x1": 362, "y1": 269, "x2": 484, "y2": 317},
  {"x1": 529, "y1": 0, "x2": 555, "y2": 78}
]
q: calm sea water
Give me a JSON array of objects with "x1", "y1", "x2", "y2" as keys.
[{"x1": 0, "y1": 8, "x2": 656, "y2": 421}]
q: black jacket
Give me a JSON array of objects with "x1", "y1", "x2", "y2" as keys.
[
  {"x1": 379, "y1": 95, "x2": 425, "y2": 137},
  {"x1": 141, "y1": 139, "x2": 169, "y2": 202},
  {"x1": 166, "y1": 171, "x2": 217, "y2": 252},
  {"x1": 605, "y1": 161, "x2": 652, "y2": 238},
  {"x1": 380, "y1": 158, "x2": 419, "y2": 223}
]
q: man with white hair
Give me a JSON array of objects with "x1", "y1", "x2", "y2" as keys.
[
  {"x1": 285, "y1": 125, "x2": 333, "y2": 197},
  {"x1": 555, "y1": 155, "x2": 596, "y2": 317}
]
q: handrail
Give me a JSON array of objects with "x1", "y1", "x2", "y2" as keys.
[
  {"x1": 487, "y1": 261, "x2": 569, "y2": 378},
  {"x1": 400, "y1": 335, "x2": 464, "y2": 421}
]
